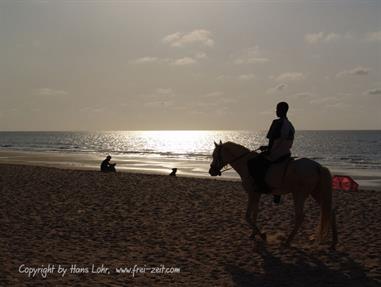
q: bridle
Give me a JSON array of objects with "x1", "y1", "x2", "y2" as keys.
[
  {"x1": 210, "y1": 145, "x2": 255, "y2": 176},
  {"x1": 210, "y1": 145, "x2": 225, "y2": 176}
]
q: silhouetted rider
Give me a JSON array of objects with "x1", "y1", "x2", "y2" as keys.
[
  {"x1": 262, "y1": 101, "x2": 295, "y2": 161},
  {"x1": 249, "y1": 102, "x2": 295, "y2": 204}
]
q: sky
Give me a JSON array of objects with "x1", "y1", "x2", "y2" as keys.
[{"x1": 0, "y1": 0, "x2": 380, "y2": 131}]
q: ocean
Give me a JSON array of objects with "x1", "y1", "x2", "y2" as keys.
[{"x1": 0, "y1": 130, "x2": 380, "y2": 188}]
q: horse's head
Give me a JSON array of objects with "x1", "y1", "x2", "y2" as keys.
[
  {"x1": 209, "y1": 140, "x2": 254, "y2": 177},
  {"x1": 209, "y1": 140, "x2": 226, "y2": 176}
]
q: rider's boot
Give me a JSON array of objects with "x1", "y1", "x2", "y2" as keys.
[{"x1": 273, "y1": 195, "x2": 281, "y2": 204}]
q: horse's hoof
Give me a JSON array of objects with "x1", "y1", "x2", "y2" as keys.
[
  {"x1": 281, "y1": 241, "x2": 291, "y2": 249},
  {"x1": 249, "y1": 233, "x2": 256, "y2": 240}
]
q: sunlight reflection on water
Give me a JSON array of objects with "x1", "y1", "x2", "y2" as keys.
[{"x1": 103, "y1": 130, "x2": 263, "y2": 158}]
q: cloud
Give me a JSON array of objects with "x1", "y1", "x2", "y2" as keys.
[
  {"x1": 162, "y1": 29, "x2": 214, "y2": 48},
  {"x1": 143, "y1": 101, "x2": 174, "y2": 108},
  {"x1": 304, "y1": 32, "x2": 341, "y2": 44},
  {"x1": 36, "y1": 88, "x2": 68, "y2": 96},
  {"x1": 155, "y1": 88, "x2": 174, "y2": 96},
  {"x1": 266, "y1": 83, "x2": 288, "y2": 94},
  {"x1": 216, "y1": 75, "x2": 233, "y2": 80},
  {"x1": 365, "y1": 88, "x2": 381, "y2": 95},
  {"x1": 305, "y1": 32, "x2": 324, "y2": 44},
  {"x1": 133, "y1": 55, "x2": 201, "y2": 66},
  {"x1": 132, "y1": 57, "x2": 160, "y2": 64},
  {"x1": 238, "y1": 74, "x2": 256, "y2": 80},
  {"x1": 310, "y1": 96, "x2": 339, "y2": 105},
  {"x1": 195, "y1": 52, "x2": 207, "y2": 59},
  {"x1": 276, "y1": 83, "x2": 287, "y2": 91},
  {"x1": 170, "y1": 57, "x2": 197, "y2": 66},
  {"x1": 275, "y1": 84, "x2": 287, "y2": 91},
  {"x1": 275, "y1": 72, "x2": 305, "y2": 82},
  {"x1": 143, "y1": 88, "x2": 176, "y2": 99},
  {"x1": 324, "y1": 33, "x2": 340, "y2": 42},
  {"x1": 79, "y1": 106, "x2": 104, "y2": 113},
  {"x1": 336, "y1": 66, "x2": 370, "y2": 77},
  {"x1": 202, "y1": 91, "x2": 224, "y2": 98},
  {"x1": 366, "y1": 31, "x2": 381, "y2": 42},
  {"x1": 291, "y1": 92, "x2": 314, "y2": 100},
  {"x1": 133, "y1": 56, "x2": 200, "y2": 66},
  {"x1": 162, "y1": 32, "x2": 181, "y2": 45},
  {"x1": 325, "y1": 102, "x2": 351, "y2": 110},
  {"x1": 234, "y1": 46, "x2": 269, "y2": 64}
]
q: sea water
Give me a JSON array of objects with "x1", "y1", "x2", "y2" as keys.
[{"x1": 0, "y1": 130, "x2": 380, "y2": 187}]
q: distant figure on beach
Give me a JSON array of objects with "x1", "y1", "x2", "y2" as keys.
[
  {"x1": 100, "y1": 155, "x2": 116, "y2": 172},
  {"x1": 169, "y1": 168, "x2": 177, "y2": 176},
  {"x1": 248, "y1": 102, "x2": 295, "y2": 203}
]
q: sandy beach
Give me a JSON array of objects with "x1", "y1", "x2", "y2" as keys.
[{"x1": 1, "y1": 164, "x2": 380, "y2": 286}]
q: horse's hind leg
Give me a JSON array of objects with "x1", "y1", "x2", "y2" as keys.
[
  {"x1": 246, "y1": 191, "x2": 266, "y2": 242},
  {"x1": 285, "y1": 191, "x2": 307, "y2": 246}
]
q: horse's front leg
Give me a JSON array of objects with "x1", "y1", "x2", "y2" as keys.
[{"x1": 246, "y1": 191, "x2": 266, "y2": 242}]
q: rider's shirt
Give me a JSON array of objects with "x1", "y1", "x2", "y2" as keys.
[{"x1": 266, "y1": 117, "x2": 295, "y2": 161}]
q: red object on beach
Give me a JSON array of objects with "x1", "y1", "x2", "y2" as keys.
[{"x1": 332, "y1": 175, "x2": 359, "y2": 192}]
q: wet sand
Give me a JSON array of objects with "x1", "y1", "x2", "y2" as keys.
[
  {"x1": 0, "y1": 164, "x2": 380, "y2": 286},
  {"x1": 1, "y1": 150, "x2": 380, "y2": 190}
]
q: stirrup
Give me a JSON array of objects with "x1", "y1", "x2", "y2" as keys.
[{"x1": 273, "y1": 195, "x2": 281, "y2": 204}]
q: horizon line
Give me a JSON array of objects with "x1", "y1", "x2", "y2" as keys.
[{"x1": 0, "y1": 129, "x2": 380, "y2": 132}]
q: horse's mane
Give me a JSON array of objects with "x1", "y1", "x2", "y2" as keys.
[{"x1": 223, "y1": 141, "x2": 251, "y2": 153}]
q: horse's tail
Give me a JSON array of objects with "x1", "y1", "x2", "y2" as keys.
[{"x1": 316, "y1": 165, "x2": 336, "y2": 243}]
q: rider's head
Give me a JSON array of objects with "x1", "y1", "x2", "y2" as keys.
[{"x1": 276, "y1": 102, "x2": 289, "y2": 118}]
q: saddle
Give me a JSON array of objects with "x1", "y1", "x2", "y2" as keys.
[{"x1": 247, "y1": 153, "x2": 294, "y2": 193}]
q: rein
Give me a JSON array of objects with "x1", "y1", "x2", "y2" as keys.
[{"x1": 220, "y1": 148, "x2": 260, "y2": 174}]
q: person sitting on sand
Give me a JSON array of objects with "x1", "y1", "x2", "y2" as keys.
[
  {"x1": 248, "y1": 102, "x2": 295, "y2": 204},
  {"x1": 169, "y1": 168, "x2": 177, "y2": 176},
  {"x1": 100, "y1": 155, "x2": 116, "y2": 172}
]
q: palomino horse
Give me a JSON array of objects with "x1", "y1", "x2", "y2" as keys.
[{"x1": 209, "y1": 141, "x2": 337, "y2": 248}]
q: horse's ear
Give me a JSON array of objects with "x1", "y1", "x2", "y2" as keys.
[
  {"x1": 219, "y1": 140, "x2": 222, "y2": 145},
  {"x1": 214, "y1": 141, "x2": 218, "y2": 147}
]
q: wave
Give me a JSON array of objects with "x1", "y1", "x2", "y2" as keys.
[{"x1": 0, "y1": 145, "x2": 211, "y2": 159}]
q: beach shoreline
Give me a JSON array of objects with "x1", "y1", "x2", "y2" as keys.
[{"x1": 1, "y1": 149, "x2": 380, "y2": 191}]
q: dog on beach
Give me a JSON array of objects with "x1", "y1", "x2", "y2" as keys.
[{"x1": 169, "y1": 168, "x2": 177, "y2": 176}]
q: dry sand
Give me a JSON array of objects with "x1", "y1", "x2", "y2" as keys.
[{"x1": 0, "y1": 164, "x2": 380, "y2": 286}]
